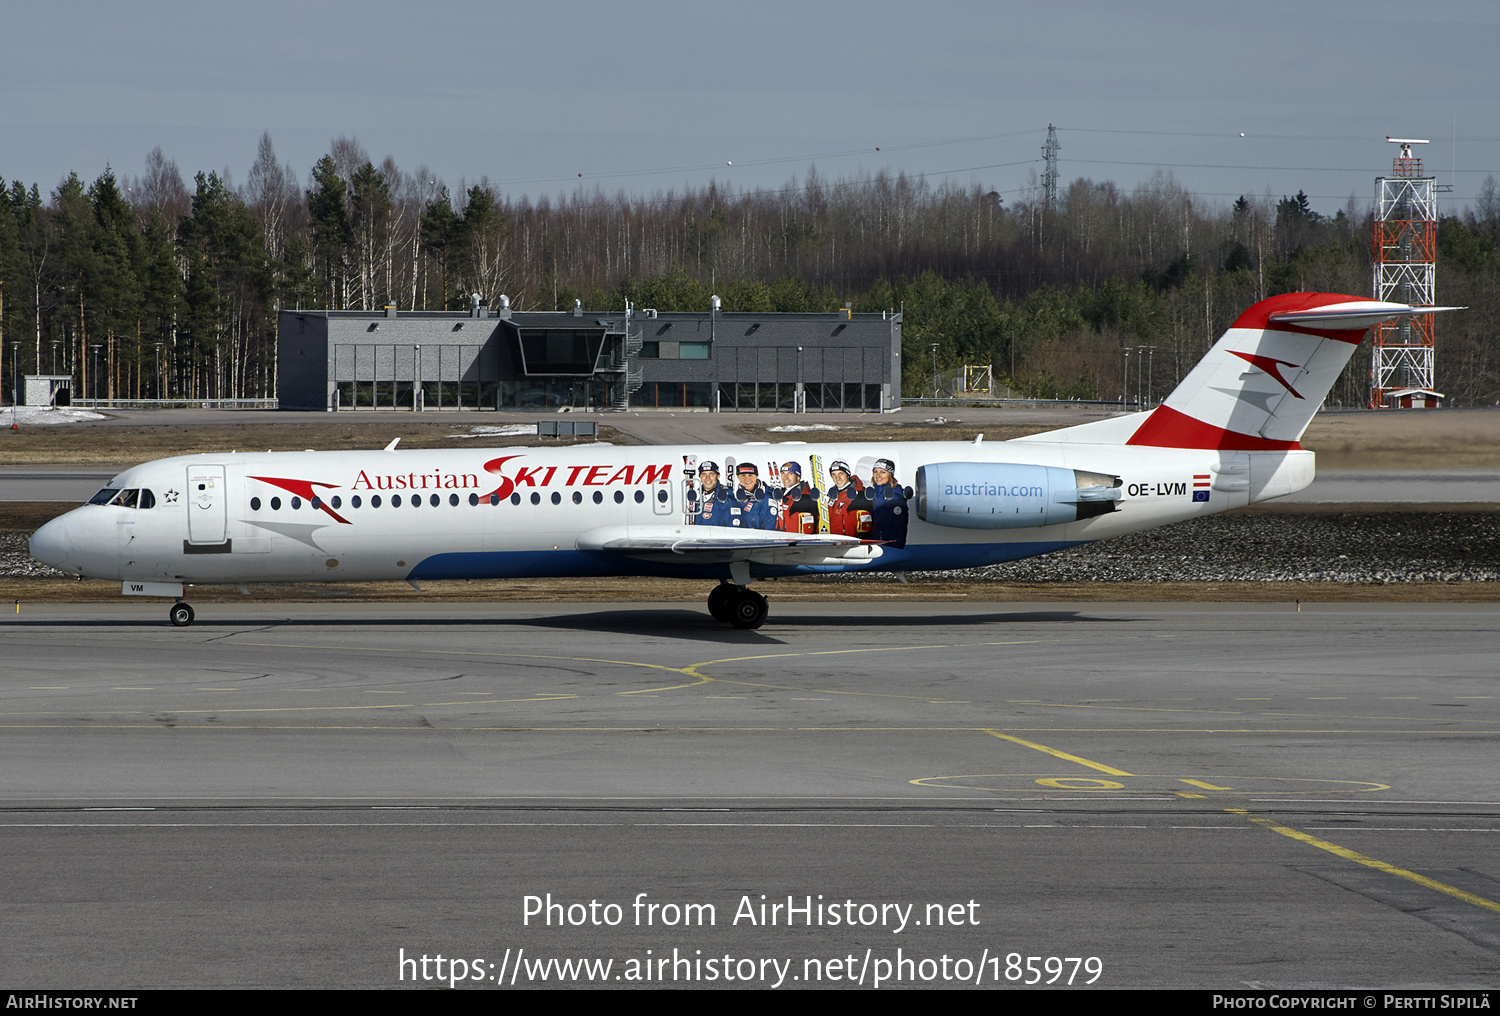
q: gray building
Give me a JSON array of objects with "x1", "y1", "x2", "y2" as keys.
[
  {"x1": 20, "y1": 375, "x2": 73, "y2": 406},
  {"x1": 277, "y1": 300, "x2": 901, "y2": 412}
]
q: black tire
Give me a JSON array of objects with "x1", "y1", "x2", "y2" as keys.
[
  {"x1": 729, "y1": 589, "x2": 768, "y2": 630},
  {"x1": 169, "y1": 602, "x2": 195, "y2": 627},
  {"x1": 707, "y1": 583, "x2": 735, "y2": 621}
]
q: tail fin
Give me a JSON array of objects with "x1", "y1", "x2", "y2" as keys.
[{"x1": 1125, "y1": 292, "x2": 1454, "y2": 450}]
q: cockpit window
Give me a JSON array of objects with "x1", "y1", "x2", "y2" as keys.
[{"x1": 89, "y1": 488, "x2": 153, "y2": 508}]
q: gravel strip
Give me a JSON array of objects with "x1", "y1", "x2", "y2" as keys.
[{"x1": 895, "y1": 511, "x2": 1500, "y2": 584}]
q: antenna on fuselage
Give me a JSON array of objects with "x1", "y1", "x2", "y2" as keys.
[{"x1": 384, "y1": 438, "x2": 401, "y2": 451}]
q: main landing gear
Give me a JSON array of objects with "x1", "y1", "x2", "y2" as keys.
[
  {"x1": 169, "y1": 601, "x2": 196, "y2": 627},
  {"x1": 707, "y1": 581, "x2": 768, "y2": 630}
]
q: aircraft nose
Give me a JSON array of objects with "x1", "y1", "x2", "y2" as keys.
[{"x1": 29, "y1": 515, "x2": 78, "y2": 572}]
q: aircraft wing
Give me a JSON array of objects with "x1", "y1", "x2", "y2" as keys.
[{"x1": 577, "y1": 526, "x2": 884, "y2": 567}]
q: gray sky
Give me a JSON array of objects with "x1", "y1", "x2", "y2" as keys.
[{"x1": 4, "y1": 0, "x2": 1496, "y2": 214}]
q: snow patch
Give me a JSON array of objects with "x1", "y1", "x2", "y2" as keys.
[
  {"x1": 3, "y1": 406, "x2": 108, "y2": 426},
  {"x1": 765, "y1": 424, "x2": 843, "y2": 433},
  {"x1": 451, "y1": 424, "x2": 538, "y2": 438}
]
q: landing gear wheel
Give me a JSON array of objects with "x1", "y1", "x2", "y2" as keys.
[
  {"x1": 169, "y1": 602, "x2": 195, "y2": 627},
  {"x1": 728, "y1": 589, "x2": 768, "y2": 630},
  {"x1": 707, "y1": 582, "x2": 735, "y2": 621}
]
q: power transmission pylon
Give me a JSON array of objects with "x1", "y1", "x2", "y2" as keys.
[{"x1": 1042, "y1": 124, "x2": 1060, "y2": 206}]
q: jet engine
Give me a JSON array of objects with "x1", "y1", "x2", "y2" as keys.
[{"x1": 915, "y1": 463, "x2": 1120, "y2": 530}]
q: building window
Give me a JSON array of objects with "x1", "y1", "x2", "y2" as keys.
[
  {"x1": 639, "y1": 342, "x2": 660, "y2": 358},
  {"x1": 516, "y1": 328, "x2": 606, "y2": 375},
  {"x1": 679, "y1": 342, "x2": 711, "y2": 359}
]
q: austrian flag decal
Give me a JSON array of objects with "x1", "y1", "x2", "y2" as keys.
[{"x1": 1193, "y1": 474, "x2": 1211, "y2": 502}]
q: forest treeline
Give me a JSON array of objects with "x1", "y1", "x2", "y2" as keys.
[{"x1": 2, "y1": 133, "x2": 1498, "y2": 405}]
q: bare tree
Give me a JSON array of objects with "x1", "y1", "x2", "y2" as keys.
[
  {"x1": 329, "y1": 136, "x2": 370, "y2": 191},
  {"x1": 244, "y1": 132, "x2": 297, "y2": 264},
  {"x1": 135, "y1": 147, "x2": 190, "y2": 226}
]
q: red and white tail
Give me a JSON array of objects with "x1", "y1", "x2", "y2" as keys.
[{"x1": 1037, "y1": 292, "x2": 1456, "y2": 449}]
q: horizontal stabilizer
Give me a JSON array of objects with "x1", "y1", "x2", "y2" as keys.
[{"x1": 1269, "y1": 301, "x2": 1462, "y2": 331}]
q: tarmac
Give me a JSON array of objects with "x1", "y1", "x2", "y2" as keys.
[{"x1": 2, "y1": 600, "x2": 1497, "y2": 988}]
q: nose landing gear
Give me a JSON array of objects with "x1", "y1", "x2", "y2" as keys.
[{"x1": 169, "y1": 601, "x2": 195, "y2": 627}]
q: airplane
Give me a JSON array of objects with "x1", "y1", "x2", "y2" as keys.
[{"x1": 29, "y1": 291, "x2": 1455, "y2": 629}]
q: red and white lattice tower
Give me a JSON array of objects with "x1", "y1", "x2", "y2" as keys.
[{"x1": 1370, "y1": 138, "x2": 1438, "y2": 408}]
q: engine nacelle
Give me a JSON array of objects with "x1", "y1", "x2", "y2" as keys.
[{"x1": 915, "y1": 462, "x2": 1121, "y2": 530}]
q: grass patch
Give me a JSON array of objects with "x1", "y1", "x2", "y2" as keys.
[
  {"x1": 725, "y1": 423, "x2": 1050, "y2": 443},
  {"x1": 725, "y1": 409, "x2": 1500, "y2": 470},
  {"x1": 0, "y1": 422, "x2": 634, "y2": 467}
]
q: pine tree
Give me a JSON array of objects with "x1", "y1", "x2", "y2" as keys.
[
  {"x1": 307, "y1": 156, "x2": 351, "y2": 308},
  {"x1": 350, "y1": 162, "x2": 392, "y2": 310},
  {"x1": 419, "y1": 187, "x2": 458, "y2": 310}
]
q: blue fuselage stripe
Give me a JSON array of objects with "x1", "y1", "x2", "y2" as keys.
[{"x1": 405, "y1": 541, "x2": 1088, "y2": 581}]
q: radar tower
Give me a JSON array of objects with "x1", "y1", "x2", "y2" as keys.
[{"x1": 1370, "y1": 138, "x2": 1439, "y2": 408}]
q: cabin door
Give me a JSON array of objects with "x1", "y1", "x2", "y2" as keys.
[{"x1": 186, "y1": 465, "x2": 227, "y2": 545}]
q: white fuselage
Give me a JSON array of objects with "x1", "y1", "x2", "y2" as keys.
[{"x1": 30, "y1": 438, "x2": 1313, "y2": 587}]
